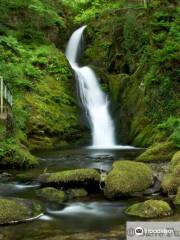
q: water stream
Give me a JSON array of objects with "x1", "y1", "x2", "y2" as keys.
[
  {"x1": 0, "y1": 148, "x2": 179, "y2": 239},
  {"x1": 0, "y1": 148, "x2": 142, "y2": 240}
]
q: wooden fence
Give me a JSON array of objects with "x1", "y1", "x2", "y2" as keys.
[{"x1": 127, "y1": 0, "x2": 151, "y2": 8}]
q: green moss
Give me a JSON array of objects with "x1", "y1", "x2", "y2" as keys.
[
  {"x1": 36, "y1": 187, "x2": 66, "y2": 203},
  {"x1": 171, "y1": 151, "x2": 180, "y2": 168},
  {"x1": 104, "y1": 160, "x2": 153, "y2": 199},
  {"x1": 0, "y1": 197, "x2": 43, "y2": 225},
  {"x1": 162, "y1": 151, "x2": 180, "y2": 193},
  {"x1": 174, "y1": 187, "x2": 180, "y2": 205},
  {"x1": 126, "y1": 200, "x2": 172, "y2": 218},
  {"x1": 136, "y1": 142, "x2": 176, "y2": 163},
  {"x1": 47, "y1": 169, "x2": 100, "y2": 184},
  {"x1": 0, "y1": 138, "x2": 38, "y2": 169},
  {"x1": 67, "y1": 188, "x2": 88, "y2": 198},
  {"x1": 0, "y1": 0, "x2": 81, "y2": 164},
  {"x1": 83, "y1": 1, "x2": 179, "y2": 147},
  {"x1": 158, "y1": 117, "x2": 180, "y2": 147},
  {"x1": 108, "y1": 74, "x2": 130, "y2": 104}
]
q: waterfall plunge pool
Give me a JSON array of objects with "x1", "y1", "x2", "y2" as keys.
[
  {"x1": 0, "y1": 147, "x2": 143, "y2": 240},
  {"x1": 0, "y1": 147, "x2": 179, "y2": 240}
]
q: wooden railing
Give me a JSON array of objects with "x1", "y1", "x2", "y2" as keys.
[
  {"x1": 126, "y1": 0, "x2": 150, "y2": 8},
  {"x1": 0, "y1": 76, "x2": 13, "y2": 117}
]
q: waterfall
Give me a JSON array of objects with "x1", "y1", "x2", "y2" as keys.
[{"x1": 65, "y1": 26, "x2": 116, "y2": 148}]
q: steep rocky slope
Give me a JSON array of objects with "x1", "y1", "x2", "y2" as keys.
[
  {"x1": 0, "y1": 0, "x2": 86, "y2": 168},
  {"x1": 81, "y1": 0, "x2": 179, "y2": 147}
]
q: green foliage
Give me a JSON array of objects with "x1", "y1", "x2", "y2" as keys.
[
  {"x1": 143, "y1": 3, "x2": 180, "y2": 126},
  {"x1": 0, "y1": 0, "x2": 69, "y2": 43},
  {"x1": 0, "y1": 0, "x2": 81, "y2": 165},
  {"x1": 74, "y1": 0, "x2": 125, "y2": 24},
  {"x1": 158, "y1": 117, "x2": 180, "y2": 147},
  {"x1": 83, "y1": 0, "x2": 179, "y2": 146},
  {"x1": 0, "y1": 137, "x2": 38, "y2": 169}
]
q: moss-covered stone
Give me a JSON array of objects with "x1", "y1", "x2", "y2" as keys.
[
  {"x1": 136, "y1": 142, "x2": 176, "y2": 163},
  {"x1": 36, "y1": 187, "x2": 66, "y2": 203},
  {"x1": 0, "y1": 140, "x2": 38, "y2": 169},
  {"x1": 171, "y1": 151, "x2": 180, "y2": 168},
  {"x1": 104, "y1": 160, "x2": 153, "y2": 199},
  {"x1": 0, "y1": 198, "x2": 43, "y2": 225},
  {"x1": 39, "y1": 168, "x2": 100, "y2": 190},
  {"x1": 174, "y1": 187, "x2": 180, "y2": 205},
  {"x1": 126, "y1": 200, "x2": 172, "y2": 218},
  {"x1": 162, "y1": 151, "x2": 180, "y2": 193},
  {"x1": 67, "y1": 188, "x2": 88, "y2": 199}
]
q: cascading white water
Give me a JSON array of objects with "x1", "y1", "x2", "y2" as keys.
[{"x1": 66, "y1": 26, "x2": 117, "y2": 148}]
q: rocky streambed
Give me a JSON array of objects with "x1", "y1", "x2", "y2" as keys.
[{"x1": 0, "y1": 147, "x2": 179, "y2": 240}]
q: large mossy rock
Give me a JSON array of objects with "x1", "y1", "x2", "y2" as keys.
[
  {"x1": 0, "y1": 140, "x2": 39, "y2": 169},
  {"x1": 0, "y1": 198, "x2": 43, "y2": 225},
  {"x1": 136, "y1": 142, "x2": 176, "y2": 163},
  {"x1": 171, "y1": 151, "x2": 180, "y2": 168},
  {"x1": 126, "y1": 200, "x2": 172, "y2": 218},
  {"x1": 36, "y1": 187, "x2": 66, "y2": 204},
  {"x1": 104, "y1": 161, "x2": 153, "y2": 199},
  {"x1": 39, "y1": 168, "x2": 100, "y2": 191},
  {"x1": 162, "y1": 151, "x2": 180, "y2": 193},
  {"x1": 174, "y1": 186, "x2": 180, "y2": 205}
]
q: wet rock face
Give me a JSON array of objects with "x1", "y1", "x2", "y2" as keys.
[
  {"x1": 0, "y1": 172, "x2": 12, "y2": 181},
  {"x1": 0, "y1": 197, "x2": 43, "y2": 225},
  {"x1": 136, "y1": 142, "x2": 177, "y2": 163},
  {"x1": 126, "y1": 200, "x2": 172, "y2": 218},
  {"x1": 36, "y1": 187, "x2": 67, "y2": 204},
  {"x1": 38, "y1": 168, "x2": 100, "y2": 192},
  {"x1": 104, "y1": 160, "x2": 153, "y2": 199},
  {"x1": 66, "y1": 188, "x2": 88, "y2": 199}
]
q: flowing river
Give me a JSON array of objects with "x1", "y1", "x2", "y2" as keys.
[
  {"x1": 0, "y1": 148, "x2": 143, "y2": 240},
  {"x1": 0, "y1": 148, "x2": 179, "y2": 240}
]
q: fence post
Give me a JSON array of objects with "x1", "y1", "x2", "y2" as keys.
[{"x1": 0, "y1": 76, "x2": 3, "y2": 113}]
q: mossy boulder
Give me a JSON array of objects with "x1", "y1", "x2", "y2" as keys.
[
  {"x1": 126, "y1": 200, "x2": 172, "y2": 218},
  {"x1": 162, "y1": 151, "x2": 180, "y2": 193},
  {"x1": 0, "y1": 140, "x2": 38, "y2": 169},
  {"x1": 174, "y1": 187, "x2": 180, "y2": 205},
  {"x1": 0, "y1": 198, "x2": 43, "y2": 225},
  {"x1": 36, "y1": 187, "x2": 66, "y2": 204},
  {"x1": 104, "y1": 161, "x2": 153, "y2": 199},
  {"x1": 171, "y1": 151, "x2": 180, "y2": 168},
  {"x1": 136, "y1": 142, "x2": 176, "y2": 163},
  {"x1": 67, "y1": 188, "x2": 88, "y2": 199},
  {"x1": 39, "y1": 168, "x2": 100, "y2": 191}
]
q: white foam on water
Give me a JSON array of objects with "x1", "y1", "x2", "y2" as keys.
[{"x1": 66, "y1": 26, "x2": 117, "y2": 148}]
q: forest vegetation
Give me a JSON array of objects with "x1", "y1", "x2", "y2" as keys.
[{"x1": 0, "y1": 0, "x2": 179, "y2": 166}]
